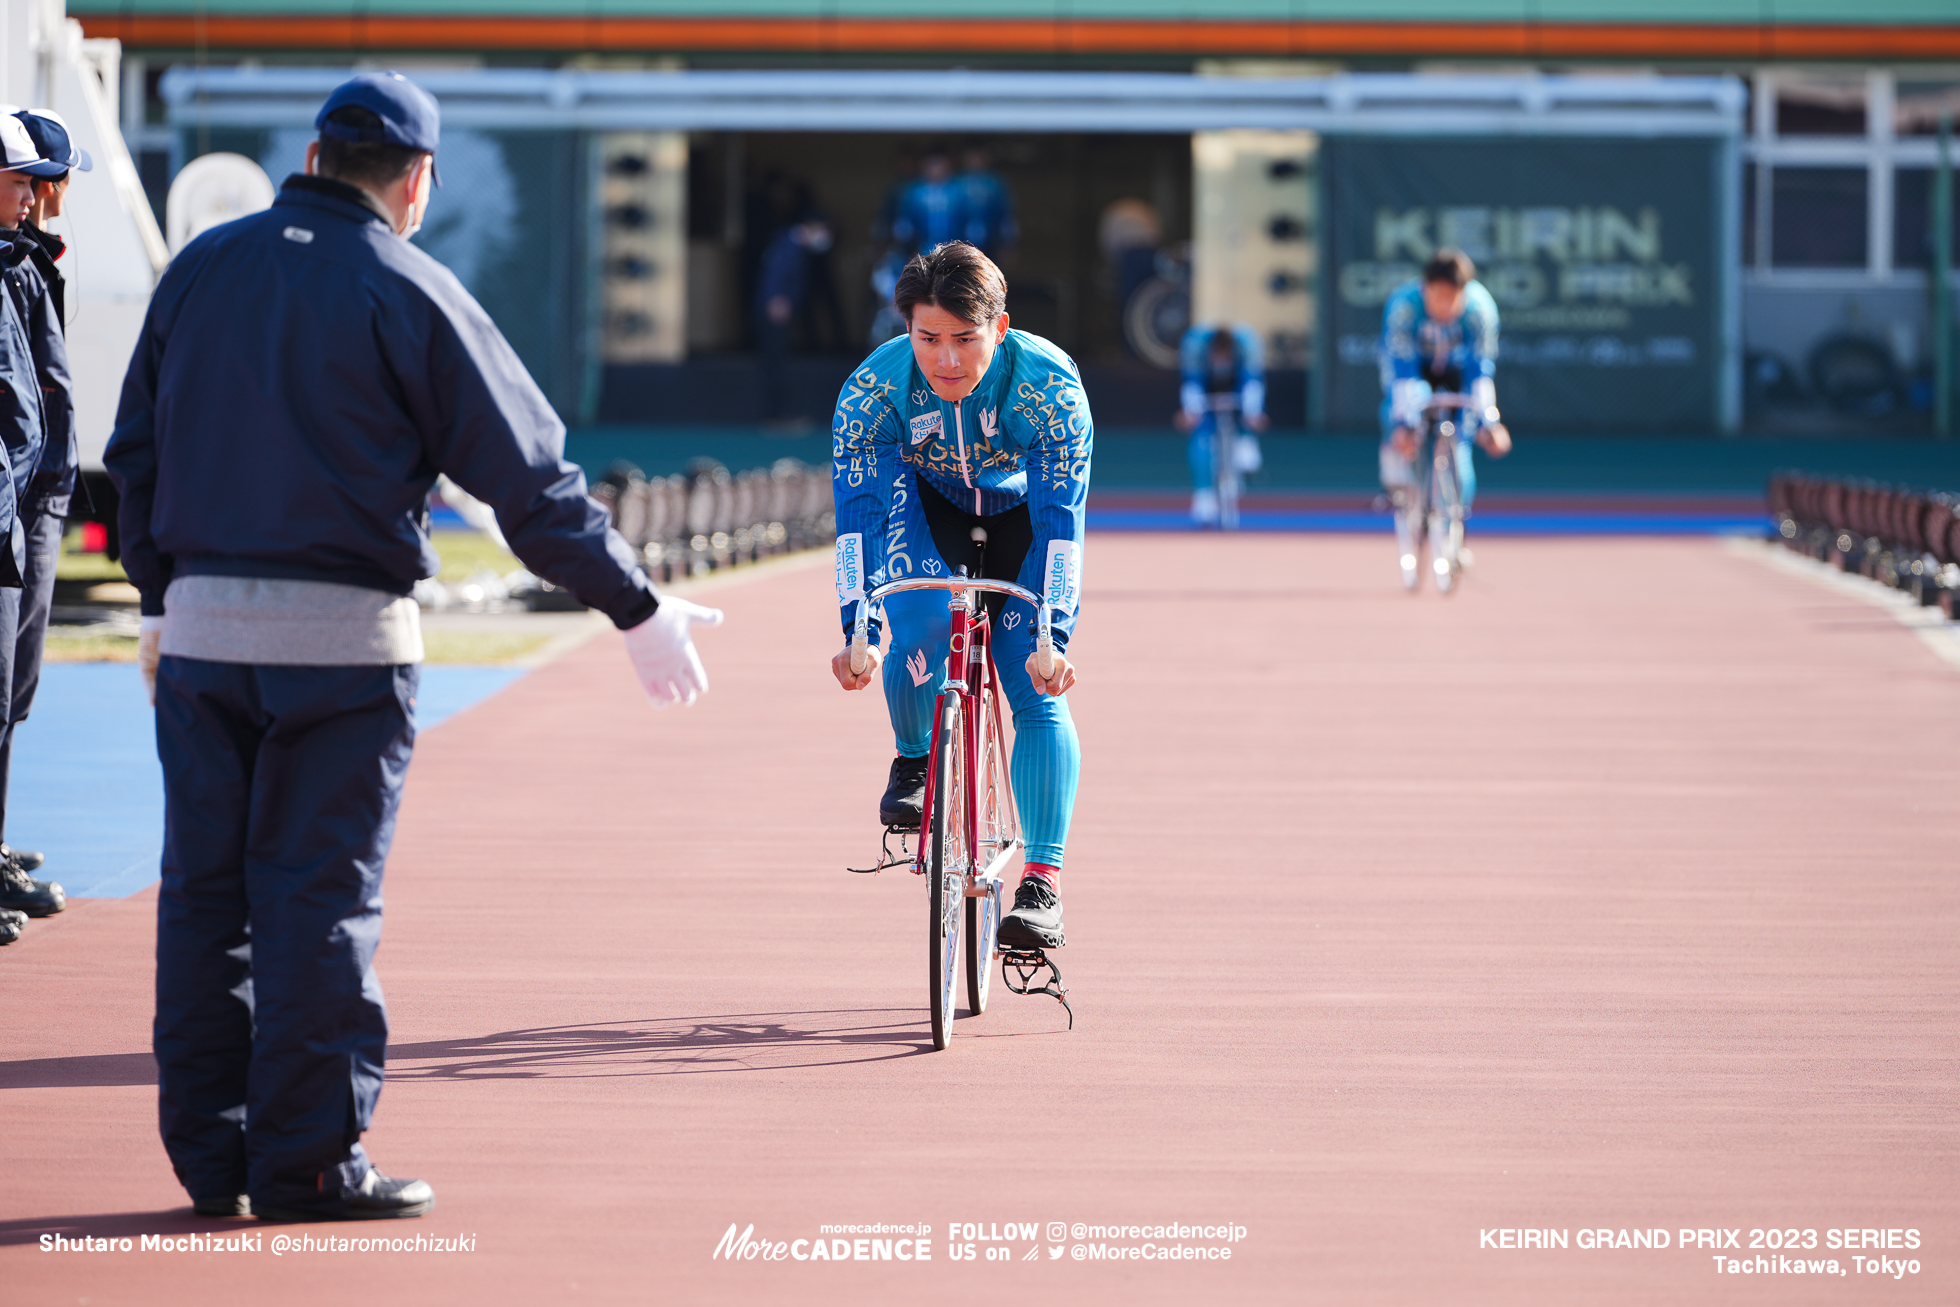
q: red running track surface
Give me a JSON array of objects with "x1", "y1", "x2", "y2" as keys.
[{"x1": 3, "y1": 535, "x2": 1955, "y2": 1305}]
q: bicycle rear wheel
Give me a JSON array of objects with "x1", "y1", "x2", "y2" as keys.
[
  {"x1": 965, "y1": 676, "x2": 1016, "y2": 1015},
  {"x1": 926, "y1": 694, "x2": 967, "y2": 1050}
]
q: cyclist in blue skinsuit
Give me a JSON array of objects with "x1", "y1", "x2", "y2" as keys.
[
  {"x1": 1378, "y1": 248, "x2": 1512, "y2": 587},
  {"x1": 1175, "y1": 322, "x2": 1267, "y2": 525},
  {"x1": 830, "y1": 241, "x2": 1088, "y2": 950}
]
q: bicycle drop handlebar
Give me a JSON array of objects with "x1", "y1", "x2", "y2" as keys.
[{"x1": 849, "y1": 576, "x2": 1058, "y2": 679}]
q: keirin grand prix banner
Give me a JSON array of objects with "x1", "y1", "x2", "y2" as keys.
[{"x1": 1319, "y1": 136, "x2": 1728, "y2": 432}]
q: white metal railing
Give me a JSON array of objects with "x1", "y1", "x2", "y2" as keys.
[{"x1": 161, "y1": 67, "x2": 1743, "y2": 138}]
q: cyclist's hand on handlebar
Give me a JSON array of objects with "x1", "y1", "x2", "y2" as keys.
[
  {"x1": 831, "y1": 643, "x2": 882, "y2": 691},
  {"x1": 1173, "y1": 410, "x2": 1198, "y2": 433},
  {"x1": 1247, "y1": 412, "x2": 1270, "y2": 432},
  {"x1": 1390, "y1": 426, "x2": 1419, "y2": 459},
  {"x1": 1476, "y1": 422, "x2": 1512, "y2": 457},
  {"x1": 1024, "y1": 650, "x2": 1077, "y2": 697}
]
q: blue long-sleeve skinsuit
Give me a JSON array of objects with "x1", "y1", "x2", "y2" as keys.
[
  {"x1": 832, "y1": 329, "x2": 1089, "y2": 868},
  {"x1": 1378, "y1": 278, "x2": 1500, "y2": 509}
]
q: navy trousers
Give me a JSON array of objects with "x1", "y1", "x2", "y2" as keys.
[
  {"x1": 152, "y1": 656, "x2": 417, "y2": 1209},
  {"x1": 0, "y1": 511, "x2": 62, "y2": 836}
]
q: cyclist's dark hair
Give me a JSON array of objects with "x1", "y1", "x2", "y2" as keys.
[
  {"x1": 1422, "y1": 248, "x2": 1476, "y2": 288},
  {"x1": 895, "y1": 241, "x2": 1008, "y2": 326},
  {"x1": 317, "y1": 106, "x2": 428, "y2": 191}
]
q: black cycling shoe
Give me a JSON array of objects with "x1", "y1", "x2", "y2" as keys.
[
  {"x1": 879, "y1": 754, "x2": 930, "y2": 829},
  {"x1": 0, "y1": 907, "x2": 24, "y2": 945},
  {"x1": 1, "y1": 844, "x2": 44, "y2": 872},
  {"x1": 255, "y1": 1171, "x2": 435, "y2": 1222},
  {"x1": 997, "y1": 876, "x2": 1065, "y2": 950},
  {"x1": 0, "y1": 852, "x2": 63, "y2": 918}
]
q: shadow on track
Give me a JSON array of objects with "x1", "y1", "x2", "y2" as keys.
[
  {"x1": 384, "y1": 1009, "x2": 934, "y2": 1079},
  {"x1": 0, "y1": 1051, "x2": 157, "y2": 1089}
]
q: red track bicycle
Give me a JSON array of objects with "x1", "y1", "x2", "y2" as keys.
[{"x1": 846, "y1": 571, "x2": 1072, "y2": 1050}]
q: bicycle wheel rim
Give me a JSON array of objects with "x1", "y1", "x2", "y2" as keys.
[
  {"x1": 927, "y1": 695, "x2": 965, "y2": 1050},
  {"x1": 966, "y1": 684, "x2": 1012, "y2": 1015}
]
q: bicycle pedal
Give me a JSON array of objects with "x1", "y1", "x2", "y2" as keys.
[{"x1": 999, "y1": 949, "x2": 1074, "y2": 1030}]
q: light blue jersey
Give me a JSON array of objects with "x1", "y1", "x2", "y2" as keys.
[
  {"x1": 1379, "y1": 278, "x2": 1500, "y2": 431},
  {"x1": 1378, "y1": 279, "x2": 1501, "y2": 510},
  {"x1": 832, "y1": 327, "x2": 1092, "y2": 649},
  {"x1": 831, "y1": 327, "x2": 1092, "y2": 869}
]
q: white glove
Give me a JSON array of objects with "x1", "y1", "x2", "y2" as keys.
[
  {"x1": 138, "y1": 615, "x2": 164, "y2": 706},
  {"x1": 622, "y1": 596, "x2": 724, "y2": 708}
]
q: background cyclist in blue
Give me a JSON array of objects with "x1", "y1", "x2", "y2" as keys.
[
  {"x1": 829, "y1": 241, "x2": 1088, "y2": 951},
  {"x1": 1174, "y1": 322, "x2": 1266, "y2": 525},
  {"x1": 955, "y1": 143, "x2": 1017, "y2": 260},
  {"x1": 1379, "y1": 248, "x2": 1512, "y2": 583}
]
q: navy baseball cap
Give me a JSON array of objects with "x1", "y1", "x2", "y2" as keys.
[
  {"x1": 15, "y1": 109, "x2": 91, "y2": 172},
  {"x1": 0, "y1": 107, "x2": 66, "y2": 177},
  {"x1": 316, "y1": 72, "x2": 440, "y2": 182}
]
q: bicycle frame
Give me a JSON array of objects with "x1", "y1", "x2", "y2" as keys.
[
  {"x1": 849, "y1": 574, "x2": 1075, "y2": 1032},
  {"x1": 854, "y1": 575, "x2": 1051, "y2": 892}
]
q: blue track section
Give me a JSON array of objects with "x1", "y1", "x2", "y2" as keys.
[{"x1": 10, "y1": 664, "x2": 525, "y2": 899}]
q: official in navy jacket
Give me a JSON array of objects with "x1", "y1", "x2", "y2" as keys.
[
  {"x1": 0, "y1": 109, "x2": 89, "y2": 919},
  {"x1": 105, "y1": 73, "x2": 723, "y2": 1222}
]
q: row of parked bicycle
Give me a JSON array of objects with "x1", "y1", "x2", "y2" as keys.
[
  {"x1": 1768, "y1": 473, "x2": 1960, "y2": 618},
  {"x1": 592, "y1": 456, "x2": 837, "y2": 584}
]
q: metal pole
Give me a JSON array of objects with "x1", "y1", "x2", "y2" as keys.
[{"x1": 1937, "y1": 110, "x2": 1953, "y2": 438}]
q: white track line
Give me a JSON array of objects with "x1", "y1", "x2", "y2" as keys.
[{"x1": 1722, "y1": 535, "x2": 1960, "y2": 674}]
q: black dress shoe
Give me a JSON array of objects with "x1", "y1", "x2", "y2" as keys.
[
  {"x1": 0, "y1": 853, "x2": 62, "y2": 917},
  {"x1": 0, "y1": 907, "x2": 23, "y2": 945},
  {"x1": 256, "y1": 1171, "x2": 435, "y2": 1222},
  {"x1": 1, "y1": 843, "x2": 44, "y2": 872},
  {"x1": 879, "y1": 754, "x2": 929, "y2": 828},
  {"x1": 192, "y1": 1195, "x2": 251, "y2": 1217}
]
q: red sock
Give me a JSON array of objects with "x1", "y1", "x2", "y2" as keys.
[{"x1": 1022, "y1": 862, "x2": 1060, "y2": 891}]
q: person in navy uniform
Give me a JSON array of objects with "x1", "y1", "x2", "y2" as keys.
[
  {"x1": 106, "y1": 73, "x2": 723, "y2": 1221},
  {"x1": 0, "y1": 109, "x2": 89, "y2": 918},
  {"x1": 0, "y1": 109, "x2": 65, "y2": 943}
]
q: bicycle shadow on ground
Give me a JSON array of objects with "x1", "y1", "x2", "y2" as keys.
[{"x1": 382, "y1": 1009, "x2": 935, "y2": 1080}]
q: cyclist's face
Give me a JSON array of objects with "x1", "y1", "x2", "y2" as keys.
[
  {"x1": 1422, "y1": 281, "x2": 1466, "y2": 324},
  {"x1": 909, "y1": 303, "x2": 1009, "y2": 403}
]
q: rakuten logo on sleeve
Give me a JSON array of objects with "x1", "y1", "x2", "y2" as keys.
[
  {"x1": 836, "y1": 533, "x2": 866, "y2": 603},
  {"x1": 1044, "y1": 540, "x2": 1081, "y2": 615}
]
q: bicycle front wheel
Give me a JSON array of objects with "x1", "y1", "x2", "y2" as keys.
[
  {"x1": 926, "y1": 694, "x2": 968, "y2": 1051},
  {"x1": 1429, "y1": 438, "x2": 1464, "y2": 595}
]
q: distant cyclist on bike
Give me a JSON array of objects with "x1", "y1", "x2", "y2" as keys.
[
  {"x1": 830, "y1": 241, "x2": 1090, "y2": 951},
  {"x1": 1174, "y1": 323, "x2": 1267, "y2": 526},
  {"x1": 1379, "y1": 249, "x2": 1512, "y2": 586}
]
